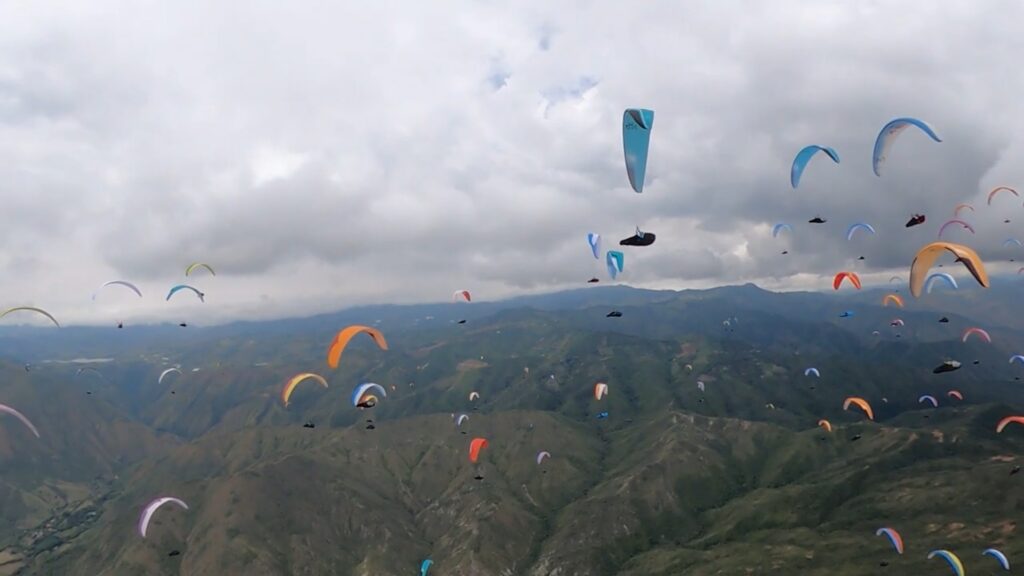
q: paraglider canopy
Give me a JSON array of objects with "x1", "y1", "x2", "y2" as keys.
[
  {"x1": 0, "y1": 403, "x2": 40, "y2": 438},
  {"x1": 587, "y1": 233, "x2": 601, "y2": 259},
  {"x1": 875, "y1": 527, "x2": 904, "y2": 555},
  {"x1": 872, "y1": 117, "x2": 941, "y2": 177},
  {"x1": 843, "y1": 397, "x2": 874, "y2": 420},
  {"x1": 926, "y1": 550, "x2": 964, "y2": 576},
  {"x1": 606, "y1": 251, "x2": 624, "y2": 279},
  {"x1": 790, "y1": 145, "x2": 839, "y2": 188},
  {"x1": 832, "y1": 272, "x2": 862, "y2": 290},
  {"x1": 622, "y1": 109, "x2": 654, "y2": 193},
  {"x1": 909, "y1": 242, "x2": 989, "y2": 298},
  {"x1": 982, "y1": 548, "x2": 1011, "y2": 570},
  {"x1": 326, "y1": 326, "x2": 388, "y2": 369},
  {"x1": 351, "y1": 383, "x2": 387, "y2": 407},
  {"x1": 184, "y1": 262, "x2": 216, "y2": 276},
  {"x1": 138, "y1": 497, "x2": 189, "y2": 538},
  {"x1": 0, "y1": 307, "x2": 60, "y2": 328},
  {"x1": 469, "y1": 437, "x2": 489, "y2": 463},
  {"x1": 281, "y1": 373, "x2": 328, "y2": 407}
]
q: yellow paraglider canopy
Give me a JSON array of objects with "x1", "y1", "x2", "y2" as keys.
[{"x1": 909, "y1": 242, "x2": 988, "y2": 298}]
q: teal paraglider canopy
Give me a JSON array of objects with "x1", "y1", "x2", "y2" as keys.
[{"x1": 622, "y1": 109, "x2": 654, "y2": 193}]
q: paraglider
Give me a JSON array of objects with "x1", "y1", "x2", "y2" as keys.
[
  {"x1": 839, "y1": 310, "x2": 854, "y2": 318},
  {"x1": 809, "y1": 216, "x2": 827, "y2": 224},
  {"x1": 469, "y1": 437, "x2": 488, "y2": 463},
  {"x1": 1004, "y1": 238, "x2": 1023, "y2": 248},
  {"x1": 453, "y1": 290, "x2": 471, "y2": 303},
  {"x1": 536, "y1": 451, "x2": 551, "y2": 465},
  {"x1": 75, "y1": 366, "x2": 106, "y2": 381},
  {"x1": 832, "y1": 272, "x2": 862, "y2": 290},
  {"x1": 697, "y1": 381, "x2": 705, "y2": 392},
  {"x1": 933, "y1": 360, "x2": 962, "y2": 374},
  {"x1": 158, "y1": 368, "x2": 181, "y2": 385},
  {"x1": 875, "y1": 527, "x2": 904, "y2": 555},
  {"x1": 924, "y1": 272, "x2": 958, "y2": 293},
  {"x1": 804, "y1": 368, "x2": 820, "y2": 378},
  {"x1": 326, "y1": 326, "x2": 388, "y2": 369},
  {"x1": 606, "y1": 251, "x2": 624, "y2": 280},
  {"x1": 771, "y1": 223, "x2": 792, "y2": 238},
  {"x1": 594, "y1": 382, "x2": 608, "y2": 400},
  {"x1": 93, "y1": 280, "x2": 143, "y2": 300},
  {"x1": 938, "y1": 219, "x2": 975, "y2": 239},
  {"x1": 926, "y1": 550, "x2": 964, "y2": 576},
  {"x1": 606, "y1": 311, "x2": 622, "y2": 318},
  {"x1": 455, "y1": 414, "x2": 469, "y2": 427},
  {"x1": 165, "y1": 285, "x2": 205, "y2": 303},
  {"x1": 619, "y1": 227, "x2": 656, "y2": 246},
  {"x1": 846, "y1": 222, "x2": 876, "y2": 242},
  {"x1": 817, "y1": 419, "x2": 832, "y2": 432},
  {"x1": 872, "y1": 117, "x2": 941, "y2": 177},
  {"x1": 982, "y1": 548, "x2": 1010, "y2": 570},
  {"x1": 906, "y1": 214, "x2": 926, "y2": 227},
  {"x1": 1010, "y1": 355, "x2": 1024, "y2": 366},
  {"x1": 0, "y1": 307, "x2": 60, "y2": 328},
  {"x1": 988, "y1": 186, "x2": 1019, "y2": 205},
  {"x1": 184, "y1": 263, "x2": 215, "y2": 277},
  {"x1": 281, "y1": 373, "x2": 329, "y2": 407},
  {"x1": 791, "y1": 145, "x2": 839, "y2": 188},
  {"x1": 909, "y1": 242, "x2": 989, "y2": 298},
  {"x1": 351, "y1": 383, "x2": 386, "y2": 408},
  {"x1": 947, "y1": 390, "x2": 963, "y2": 401},
  {"x1": 622, "y1": 108, "x2": 654, "y2": 193},
  {"x1": 0, "y1": 404, "x2": 39, "y2": 438},
  {"x1": 468, "y1": 391, "x2": 480, "y2": 402},
  {"x1": 918, "y1": 395, "x2": 938, "y2": 408},
  {"x1": 962, "y1": 327, "x2": 992, "y2": 344},
  {"x1": 587, "y1": 233, "x2": 601, "y2": 260},
  {"x1": 138, "y1": 497, "x2": 188, "y2": 538},
  {"x1": 953, "y1": 203, "x2": 974, "y2": 217},
  {"x1": 996, "y1": 416, "x2": 1024, "y2": 433},
  {"x1": 882, "y1": 294, "x2": 904, "y2": 308},
  {"x1": 843, "y1": 397, "x2": 874, "y2": 420},
  {"x1": 890, "y1": 319, "x2": 905, "y2": 327},
  {"x1": 421, "y1": 559, "x2": 434, "y2": 576}
]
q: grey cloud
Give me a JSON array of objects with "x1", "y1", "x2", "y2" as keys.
[{"x1": 1, "y1": 0, "x2": 1023, "y2": 325}]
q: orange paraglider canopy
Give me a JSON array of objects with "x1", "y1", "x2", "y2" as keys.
[
  {"x1": 843, "y1": 397, "x2": 874, "y2": 420},
  {"x1": 996, "y1": 416, "x2": 1024, "y2": 433},
  {"x1": 469, "y1": 437, "x2": 489, "y2": 463},
  {"x1": 882, "y1": 294, "x2": 904, "y2": 308},
  {"x1": 909, "y1": 242, "x2": 988, "y2": 298},
  {"x1": 832, "y1": 271, "x2": 862, "y2": 290},
  {"x1": 326, "y1": 325, "x2": 388, "y2": 369}
]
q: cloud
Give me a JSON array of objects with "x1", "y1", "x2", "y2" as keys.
[{"x1": 0, "y1": 0, "x2": 1022, "y2": 325}]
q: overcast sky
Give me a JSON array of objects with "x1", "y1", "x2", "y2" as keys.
[{"x1": 2, "y1": 0, "x2": 1024, "y2": 326}]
